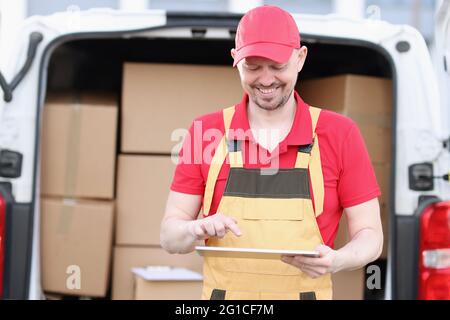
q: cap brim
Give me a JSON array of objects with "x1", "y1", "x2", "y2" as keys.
[{"x1": 233, "y1": 42, "x2": 295, "y2": 67}]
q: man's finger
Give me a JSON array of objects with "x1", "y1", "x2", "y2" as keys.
[
  {"x1": 213, "y1": 213, "x2": 237, "y2": 225},
  {"x1": 194, "y1": 223, "x2": 207, "y2": 238},
  {"x1": 282, "y1": 255, "x2": 326, "y2": 278},
  {"x1": 282, "y1": 255, "x2": 304, "y2": 269},
  {"x1": 229, "y1": 216, "x2": 238, "y2": 224},
  {"x1": 293, "y1": 256, "x2": 324, "y2": 267},
  {"x1": 202, "y1": 221, "x2": 216, "y2": 236},
  {"x1": 224, "y1": 219, "x2": 242, "y2": 236},
  {"x1": 281, "y1": 255, "x2": 294, "y2": 264},
  {"x1": 214, "y1": 220, "x2": 226, "y2": 238},
  {"x1": 300, "y1": 267, "x2": 321, "y2": 279},
  {"x1": 315, "y1": 244, "x2": 332, "y2": 257}
]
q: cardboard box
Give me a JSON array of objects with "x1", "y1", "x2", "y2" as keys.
[
  {"x1": 331, "y1": 269, "x2": 365, "y2": 300},
  {"x1": 40, "y1": 197, "x2": 114, "y2": 297},
  {"x1": 121, "y1": 63, "x2": 243, "y2": 154},
  {"x1": 298, "y1": 74, "x2": 392, "y2": 164},
  {"x1": 41, "y1": 93, "x2": 118, "y2": 199},
  {"x1": 116, "y1": 155, "x2": 177, "y2": 245},
  {"x1": 359, "y1": 125, "x2": 392, "y2": 165},
  {"x1": 298, "y1": 74, "x2": 392, "y2": 117},
  {"x1": 112, "y1": 246, "x2": 203, "y2": 300},
  {"x1": 132, "y1": 267, "x2": 203, "y2": 300}
]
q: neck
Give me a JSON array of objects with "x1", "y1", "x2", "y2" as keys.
[{"x1": 247, "y1": 92, "x2": 296, "y2": 130}]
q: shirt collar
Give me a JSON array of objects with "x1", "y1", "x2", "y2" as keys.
[{"x1": 228, "y1": 90, "x2": 313, "y2": 146}]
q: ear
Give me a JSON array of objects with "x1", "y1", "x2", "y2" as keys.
[
  {"x1": 231, "y1": 48, "x2": 236, "y2": 60},
  {"x1": 297, "y1": 46, "x2": 308, "y2": 73}
]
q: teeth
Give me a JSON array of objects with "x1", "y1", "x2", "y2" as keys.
[
  {"x1": 259, "y1": 88, "x2": 276, "y2": 94},
  {"x1": 258, "y1": 87, "x2": 277, "y2": 94}
]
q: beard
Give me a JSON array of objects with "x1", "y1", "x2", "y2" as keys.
[{"x1": 251, "y1": 86, "x2": 294, "y2": 111}]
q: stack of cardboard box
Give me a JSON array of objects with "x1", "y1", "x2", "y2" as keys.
[
  {"x1": 298, "y1": 74, "x2": 392, "y2": 299},
  {"x1": 111, "y1": 154, "x2": 205, "y2": 299},
  {"x1": 40, "y1": 93, "x2": 118, "y2": 297},
  {"x1": 112, "y1": 62, "x2": 243, "y2": 300}
]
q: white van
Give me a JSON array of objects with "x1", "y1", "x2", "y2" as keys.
[{"x1": 0, "y1": 2, "x2": 449, "y2": 300}]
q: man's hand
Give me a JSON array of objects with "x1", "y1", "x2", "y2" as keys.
[
  {"x1": 188, "y1": 213, "x2": 243, "y2": 240},
  {"x1": 280, "y1": 199, "x2": 384, "y2": 278},
  {"x1": 281, "y1": 245, "x2": 340, "y2": 279}
]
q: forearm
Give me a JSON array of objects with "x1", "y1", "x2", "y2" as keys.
[
  {"x1": 334, "y1": 228, "x2": 383, "y2": 272},
  {"x1": 160, "y1": 217, "x2": 198, "y2": 254}
]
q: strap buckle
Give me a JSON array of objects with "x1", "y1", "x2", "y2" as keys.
[
  {"x1": 226, "y1": 139, "x2": 242, "y2": 152},
  {"x1": 298, "y1": 138, "x2": 315, "y2": 154}
]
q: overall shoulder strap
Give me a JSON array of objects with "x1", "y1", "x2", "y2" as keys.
[
  {"x1": 309, "y1": 106, "x2": 325, "y2": 217},
  {"x1": 202, "y1": 106, "x2": 235, "y2": 216}
]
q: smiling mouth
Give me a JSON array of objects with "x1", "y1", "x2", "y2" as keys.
[{"x1": 257, "y1": 87, "x2": 279, "y2": 94}]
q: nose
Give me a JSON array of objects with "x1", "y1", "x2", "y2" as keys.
[{"x1": 258, "y1": 67, "x2": 276, "y2": 87}]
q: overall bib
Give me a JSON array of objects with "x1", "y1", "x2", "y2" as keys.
[{"x1": 200, "y1": 105, "x2": 332, "y2": 300}]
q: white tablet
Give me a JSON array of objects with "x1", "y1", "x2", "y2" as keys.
[{"x1": 195, "y1": 246, "x2": 320, "y2": 260}]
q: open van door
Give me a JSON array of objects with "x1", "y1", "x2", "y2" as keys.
[
  {"x1": 414, "y1": 1, "x2": 450, "y2": 300},
  {"x1": 435, "y1": 0, "x2": 450, "y2": 131},
  {"x1": 396, "y1": 1, "x2": 450, "y2": 300}
]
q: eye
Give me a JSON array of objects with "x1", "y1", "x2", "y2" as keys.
[
  {"x1": 272, "y1": 64, "x2": 287, "y2": 70},
  {"x1": 245, "y1": 64, "x2": 259, "y2": 71}
]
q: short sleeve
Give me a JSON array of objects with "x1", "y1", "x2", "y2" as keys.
[
  {"x1": 337, "y1": 123, "x2": 381, "y2": 208},
  {"x1": 170, "y1": 121, "x2": 205, "y2": 195}
]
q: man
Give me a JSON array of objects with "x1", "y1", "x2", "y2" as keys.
[{"x1": 160, "y1": 5, "x2": 383, "y2": 300}]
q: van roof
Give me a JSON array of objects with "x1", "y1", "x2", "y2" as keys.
[{"x1": 21, "y1": 8, "x2": 421, "y2": 46}]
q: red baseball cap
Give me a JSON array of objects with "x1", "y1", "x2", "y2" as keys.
[{"x1": 233, "y1": 5, "x2": 301, "y2": 67}]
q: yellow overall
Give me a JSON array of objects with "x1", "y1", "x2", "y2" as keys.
[{"x1": 200, "y1": 105, "x2": 332, "y2": 300}]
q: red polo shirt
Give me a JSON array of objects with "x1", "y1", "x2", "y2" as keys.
[{"x1": 170, "y1": 91, "x2": 381, "y2": 248}]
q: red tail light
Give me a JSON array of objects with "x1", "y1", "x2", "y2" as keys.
[
  {"x1": 0, "y1": 194, "x2": 5, "y2": 299},
  {"x1": 418, "y1": 201, "x2": 450, "y2": 300}
]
